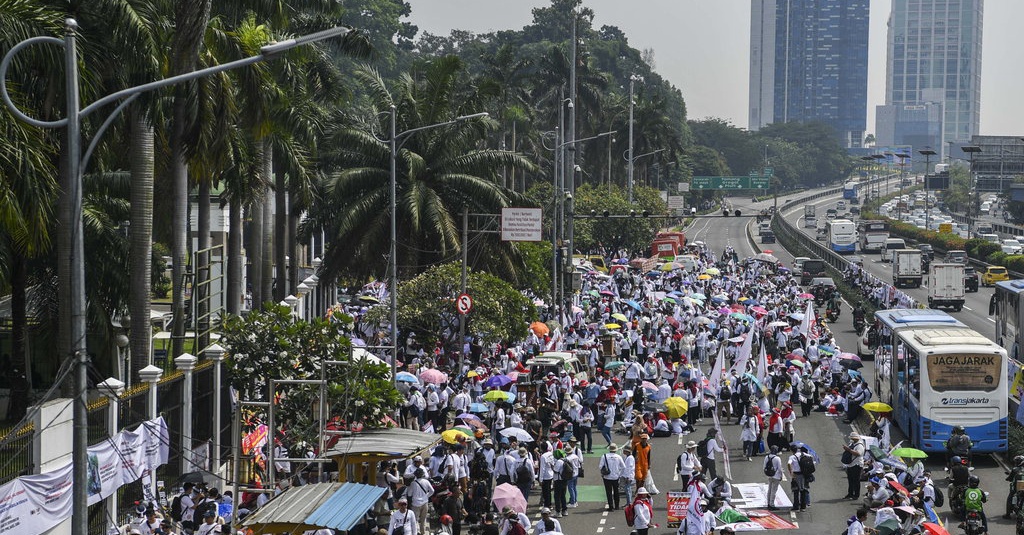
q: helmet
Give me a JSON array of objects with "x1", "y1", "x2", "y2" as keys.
[
  {"x1": 440, "y1": 515, "x2": 454, "y2": 526},
  {"x1": 1015, "y1": 455, "x2": 1024, "y2": 466},
  {"x1": 953, "y1": 425, "x2": 965, "y2": 434},
  {"x1": 968, "y1": 475, "x2": 980, "y2": 488},
  {"x1": 950, "y1": 456, "x2": 961, "y2": 465}
]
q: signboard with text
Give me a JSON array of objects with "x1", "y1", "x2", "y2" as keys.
[
  {"x1": 667, "y1": 196, "x2": 685, "y2": 210},
  {"x1": 691, "y1": 176, "x2": 770, "y2": 190},
  {"x1": 501, "y1": 208, "x2": 543, "y2": 241}
]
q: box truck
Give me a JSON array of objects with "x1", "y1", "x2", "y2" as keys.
[
  {"x1": 927, "y1": 263, "x2": 965, "y2": 311},
  {"x1": 892, "y1": 249, "x2": 923, "y2": 288}
]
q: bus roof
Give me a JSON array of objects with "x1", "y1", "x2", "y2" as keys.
[
  {"x1": 874, "y1": 308, "x2": 966, "y2": 330},
  {"x1": 996, "y1": 280, "x2": 1024, "y2": 294},
  {"x1": 910, "y1": 328, "x2": 997, "y2": 348}
]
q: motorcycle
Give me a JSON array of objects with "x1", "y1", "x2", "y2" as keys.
[
  {"x1": 963, "y1": 508, "x2": 985, "y2": 535},
  {"x1": 826, "y1": 307, "x2": 840, "y2": 323},
  {"x1": 853, "y1": 315, "x2": 865, "y2": 332}
]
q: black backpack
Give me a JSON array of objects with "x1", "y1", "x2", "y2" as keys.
[
  {"x1": 560, "y1": 459, "x2": 574, "y2": 480},
  {"x1": 930, "y1": 483, "x2": 945, "y2": 507},
  {"x1": 194, "y1": 499, "x2": 218, "y2": 521},
  {"x1": 170, "y1": 493, "x2": 185, "y2": 522},
  {"x1": 516, "y1": 461, "x2": 533, "y2": 484},
  {"x1": 697, "y1": 438, "x2": 711, "y2": 459},
  {"x1": 763, "y1": 455, "x2": 777, "y2": 477},
  {"x1": 798, "y1": 453, "x2": 816, "y2": 475},
  {"x1": 719, "y1": 385, "x2": 732, "y2": 401}
]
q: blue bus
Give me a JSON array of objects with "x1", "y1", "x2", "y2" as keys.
[
  {"x1": 843, "y1": 182, "x2": 859, "y2": 200},
  {"x1": 827, "y1": 219, "x2": 856, "y2": 254},
  {"x1": 874, "y1": 309, "x2": 1008, "y2": 453}
]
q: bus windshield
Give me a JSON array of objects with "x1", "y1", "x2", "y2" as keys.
[{"x1": 927, "y1": 352, "x2": 1001, "y2": 392}]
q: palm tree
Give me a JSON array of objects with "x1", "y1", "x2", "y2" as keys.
[
  {"x1": 477, "y1": 43, "x2": 533, "y2": 191},
  {"x1": 305, "y1": 56, "x2": 536, "y2": 284}
]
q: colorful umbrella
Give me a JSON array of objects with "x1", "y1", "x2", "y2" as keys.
[
  {"x1": 625, "y1": 300, "x2": 643, "y2": 311},
  {"x1": 920, "y1": 522, "x2": 950, "y2": 535},
  {"x1": 466, "y1": 370, "x2": 479, "y2": 378},
  {"x1": 452, "y1": 425, "x2": 475, "y2": 436},
  {"x1": 798, "y1": 293, "x2": 814, "y2": 299},
  {"x1": 491, "y1": 483, "x2": 528, "y2": 514},
  {"x1": 862, "y1": 402, "x2": 893, "y2": 413},
  {"x1": 442, "y1": 429, "x2": 468, "y2": 444},
  {"x1": 469, "y1": 403, "x2": 488, "y2": 413},
  {"x1": 690, "y1": 293, "x2": 707, "y2": 300},
  {"x1": 787, "y1": 360, "x2": 805, "y2": 368},
  {"x1": 887, "y1": 480, "x2": 909, "y2": 496},
  {"x1": 890, "y1": 447, "x2": 928, "y2": 459},
  {"x1": 600, "y1": 290, "x2": 616, "y2": 297},
  {"x1": 605, "y1": 323, "x2": 622, "y2": 330},
  {"x1": 697, "y1": 274, "x2": 712, "y2": 280},
  {"x1": 611, "y1": 313, "x2": 629, "y2": 322},
  {"x1": 661, "y1": 262, "x2": 681, "y2": 272},
  {"x1": 419, "y1": 369, "x2": 448, "y2": 385},
  {"x1": 530, "y1": 321, "x2": 550, "y2": 336},
  {"x1": 484, "y1": 374, "x2": 514, "y2": 388},
  {"x1": 640, "y1": 381, "x2": 658, "y2": 392},
  {"x1": 484, "y1": 390, "x2": 515, "y2": 403},
  {"x1": 604, "y1": 361, "x2": 626, "y2": 370},
  {"x1": 395, "y1": 371, "x2": 419, "y2": 383},
  {"x1": 841, "y1": 359, "x2": 864, "y2": 370},
  {"x1": 839, "y1": 352, "x2": 861, "y2": 362},
  {"x1": 705, "y1": 267, "x2": 721, "y2": 275},
  {"x1": 663, "y1": 397, "x2": 689, "y2": 419},
  {"x1": 750, "y1": 306, "x2": 769, "y2": 315},
  {"x1": 456, "y1": 413, "x2": 480, "y2": 421},
  {"x1": 663, "y1": 297, "x2": 677, "y2": 304}
]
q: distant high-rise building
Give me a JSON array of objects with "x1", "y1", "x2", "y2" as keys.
[
  {"x1": 749, "y1": 0, "x2": 870, "y2": 148},
  {"x1": 883, "y1": 0, "x2": 983, "y2": 158}
]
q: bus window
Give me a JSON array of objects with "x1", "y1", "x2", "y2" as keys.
[
  {"x1": 906, "y1": 346, "x2": 920, "y2": 400},
  {"x1": 926, "y1": 352, "x2": 1001, "y2": 392}
]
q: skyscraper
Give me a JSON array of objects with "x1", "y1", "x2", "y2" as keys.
[
  {"x1": 883, "y1": 0, "x2": 983, "y2": 157},
  {"x1": 749, "y1": 0, "x2": 870, "y2": 147}
]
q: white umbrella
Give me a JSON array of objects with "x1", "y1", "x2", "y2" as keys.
[{"x1": 499, "y1": 427, "x2": 535, "y2": 442}]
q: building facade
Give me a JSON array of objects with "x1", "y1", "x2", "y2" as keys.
[
  {"x1": 883, "y1": 0, "x2": 984, "y2": 159},
  {"x1": 749, "y1": 0, "x2": 870, "y2": 148}
]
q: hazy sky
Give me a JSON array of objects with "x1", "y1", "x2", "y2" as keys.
[{"x1": 407, "y1": 0, "x2": 1023, "y2": 137}]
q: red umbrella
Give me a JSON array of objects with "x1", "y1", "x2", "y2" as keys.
[
  {"x1": 666, "y1": 317, "x2": 680, "y2": 327},
  {"x1": 839, "y1": 352, "x2": 862, "y2": 362},
  {"x1": 887, "y1": 480, "x2": 909, "y2": 496},
  {"x1": 785, "y1": 353, "x2": 806, "y2": 363},
  {"x1": 798, "y1": 293, "x2": 814, "y2": 299},
  {"x1": 920, "y1": 523, "x2": 950, "y2": 535},
  {"x1": 750, "y1": 305, "x2": 769, "y2": 315}
]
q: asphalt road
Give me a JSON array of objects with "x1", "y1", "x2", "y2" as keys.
[{"x1": 558, "y1": 191, "x2": 1015, "y2": 535}]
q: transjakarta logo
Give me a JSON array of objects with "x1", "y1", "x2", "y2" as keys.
[{"x1": 941, "y1": 397, "x2": 990, "y2": 405}]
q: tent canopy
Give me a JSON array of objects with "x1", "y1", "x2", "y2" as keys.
[
  {"x1": 325, "y1": 427, "x2": 440, "y2": 459},
  {"x1": 242, "y1": 482, "x2": 385, "y2": 533}
]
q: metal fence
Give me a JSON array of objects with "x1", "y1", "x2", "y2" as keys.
[{"x1": 0, "y1": 423, "x2": 33, "y2": 486}]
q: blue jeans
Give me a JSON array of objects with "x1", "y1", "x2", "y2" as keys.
[
  {"x1": 600, "y1": 425, "x2": 612, "y2": 445},
  {"x1": 568, "y1": 476, "x2": 578, "y2": 504}
]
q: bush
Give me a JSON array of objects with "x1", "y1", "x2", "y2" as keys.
[
  {"x1": 1008, "y1": 256, "x2": 1024, "y2": 273},
  {"x1": 988, "y1": 251, "x2": 1008, "y2": 266},
  {"x1": 1011, "y1": 419, "x2": 1024, "y2": 459}
]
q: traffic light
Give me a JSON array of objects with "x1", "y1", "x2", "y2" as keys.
[
  {"x1": 630, "y1": 210, "x2": 636, "y2": 218},
  {"x1": 722, "y1": 209, "x2": 729, "y2": 217},
  {"x1": 591, "y1": 210, "x2": 597, "y2": 217},
  {"x1": 602, "y1": 210, "x2": 610, "y2": 217},
  {"x1": 734, "y1": 209, "x2": 741, "y2": 217},
  {"x1": 642, "y1": 210, "x2": 650, "y2": 217}
]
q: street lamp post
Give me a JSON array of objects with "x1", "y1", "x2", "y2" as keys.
[
  {"x1": 896, "y1": 153, "x2": 910, "y2": 221},
  {"x1": 388, "y1": 106, "x2": 487, "y2": 381},
  {"x1": 627, "y1": 74, "x2": 642, "y2": 203},
  {"x1": 919, "y1": 149, "x2": 937, "y2": 231},
  {"x1": 962, "y1": 145, "x2": 982, "y2": 236},
  {"x1": 0, "y1": 21, "x2": 350, "y2": 534}
]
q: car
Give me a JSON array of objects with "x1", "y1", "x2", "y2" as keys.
[
  {"x1": 800, "y1": 259, "x2": 827, "y2": 285},
  {"x1": 981, "y1": 266, "x2": 1009, "y2": 286},
  {"x1": 850, "y1": 206, "x2": 861, "y2": 215},
  {"x1": 945, "y1": 250, "x2": 968, "y2": 265},
  {"x1": 761, "y1": 230, "x2": 776, "y2": 244},
  {"x1": 855, "y1": 324, "x2": 878, "y2": 360},
  {"x1": 1003, "y1": 239, "x2": 1024, "y2": 255},
  {"x1": 792, "y1": 256, "x2": 810, "y2": 273},
  {"x1": 964, "y1": 266, "x2": 979, "y2": 292},
  {"x1": 815, "y1": 227, "x2": 827, "y2": 241}
]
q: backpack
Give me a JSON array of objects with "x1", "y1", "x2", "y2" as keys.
[
  {"x1": 560, "y1": 459, "x2": 574, "y2": 480},
  {"x1": 624, "y1": 503, "x2": 637, "y2": 527},
  {"x1": 800, "y1": 379, "x2": 815, "y2": 397},
  {"x1": 719, "y1": 385, "x2": 732, "y2": 401},
  {"x1": 931, "y1": 483, "x2": 945, "y2": 507},
  {"x1": 194, "y1": 499, "x2": 218, "y2": 521},
  {"x1": 697, "y1": 438, "x2": 711, "y2": 459},
  {"x1": 763, "y1": 455, "x2": 777, "y2": 478},
  {"x1": 600, "y1": 454, "x2": 611, "y2": 476},
  {"x1": 170, "y1": 493, "x2": 185, "y2": 522},
  {"x1": 798, "y1": 453, "x2": 816, "y2": 476},
  {"x1": 516, "y1": 461, "x2": 533, "y2": 484},
  {"x1": 509, "y1": 521, "x2": 527, "y2": 535}
]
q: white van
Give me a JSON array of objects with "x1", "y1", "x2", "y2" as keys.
[{"x1": 880, "y1": 237, "x2": 906, "y2": 263}]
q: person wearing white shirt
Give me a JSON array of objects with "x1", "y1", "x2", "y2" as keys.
[
  {"x1": 538, "y1": 447, "x2": 556, "y2": 509},
  {"x1": 763, "y1": 446, "x2": 784, "y2": 511},
  {"x1": 676, "y1": 441, "x2": 701, "y2": 489},
  {"x1": 699, "y1": 429, "x2": 725, "y2": 479},
  {"x1": 845, "y1": 508, "x2": 867, "y2": 535},
  {"x1": 532, "y1": 508, "x2": 562, "y2": 535},
  {"x1": 599, "y1": 444, "x2": 626, "y2": 510},
  {"x1": 388, "y1": 498, "x2": 418, "y2": 535},
  {"x1": 404, "y1": 456, "x2": 426, "y2": 479},
  {"x1": 406, "y1": 471, "x2": 434, "y2": 535},
  {"x1": 498, "y1": 509, "x2": 531, "y2": 535},
  {"x1": 495, "y1": 449, "x2": 518, "y2": 485},
  {"x1": 622, "y1": 445, "x2": 637, "y2": 503},
  {"x1": 631, "y1": 488, "x2": 653, "y2": 535}
]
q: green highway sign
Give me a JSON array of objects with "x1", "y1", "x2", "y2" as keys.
[{"x1": 691, "y1": 176, "x2": 771, "y2": 190}]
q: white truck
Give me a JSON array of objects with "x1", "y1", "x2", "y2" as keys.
[
  {"x1": 892, "y1": 248, "x2": 923, "y2": 288},
  {"x1": 927, "y1": 263, "x2": 965, "y2": 311},
  {"x1": 804, "y1": 205, "x2": 816, "y2": 228}
]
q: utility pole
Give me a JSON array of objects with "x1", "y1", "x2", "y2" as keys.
[
  {"x1": 627, "y1": 75, "x2": 636, "y2": 203},
  {"x1": 459, "y1": 206, "x2": 468, "y2": 372}
]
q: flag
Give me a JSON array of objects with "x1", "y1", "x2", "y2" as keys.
[
  {"x1": 728, "y1": 331, "x2": 753, "y2": 377},
  {"x1": 686, "y1": 481, "x2": 704, "y2": 520},
  {"x1": 707, "y1": 344, "x2": 726, "y2": 393},
  {"x1": 755, "y1": 343, "x2": 768, "y2": 389},
  {"x1": 799, "y1": 300, "x2": 815, "y2": 338}
]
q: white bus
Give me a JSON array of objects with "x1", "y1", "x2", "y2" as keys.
[{"x1": 827, "y1": 219, "x2": 856, "y2": 254}]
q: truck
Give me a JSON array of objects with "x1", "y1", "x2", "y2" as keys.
[
  {"x1": 927, "y1": 263, "x2": 965, "y2": 311},
  {"x1": 650, "y1": 239, "x2": 678, "y2": 260},
  {"x1": 892, "y1": 249, "x2": 923, "y2": 288},
  {"x1": 656, "y1": 231, "x2": 688, "y2": 249},
  {"x1": 803, "y1": 205, "x2": 817, "y2": 228}
]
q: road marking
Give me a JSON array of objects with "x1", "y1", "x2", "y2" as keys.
[
  {"x1": 602, "y1": 511, "x2": 609, "y2": 517},
  {"x1": 599, "y1": 519, "x2": 607, "y2": 525},
  {"x1": 988, "y1": 318, "x2": 996, "y2": 323},
  {"x1": 596, "y1": 528, "x2": 604, "y2": 533},
  {"x1": 790, "y1": 511, "x2": 798, "y2": 522},
  {"x1": 963, "y1": 306, "x2": 972, "y2": 311},
  {"x1": 677, "y1": 434, "x2": 683, "y2": 446}
]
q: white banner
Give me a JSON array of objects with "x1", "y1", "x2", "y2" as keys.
[{"x1": 0, "y1": 417, "x2": 169, "y2": 534}]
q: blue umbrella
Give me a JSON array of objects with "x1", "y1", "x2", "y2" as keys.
[
  {"x1": 625, "y1": 300, "x2": 643, "y2": 311},
  {"x1": 395, "y1": 371, "x2": 419, "y2": 383},
  {"x1": 848, "y1": 369, "x2": 863, "y2": 379},
  {"x1": 485, "y1": 375, "x2": 513, "y2": 388},
  {"x1": 469, "y1": 403, "x2": 488, "y2": 413},
  {"x1": 789, "y1": 441, "x2": 821, "y2": 463},
  {"x1": 690, "y1": 293, "x2": 707, "y2": 300},
  {"x1": 743, "y1": 299, "x2": 760, "y2": 306},
  {"x1": 646, "y1": 271, "x2": 661, "y2": 278},
  {"x1": 742, "y1": 373, "x2": 763, "y2": 389},
  {"x1": 710, "y1": 296, "x2": 726, "y2": 304}
]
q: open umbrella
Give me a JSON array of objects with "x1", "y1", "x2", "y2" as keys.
[
  {"x1": 839, "y1": 352, "x2": 862, "y2": 362},
  {"x1": 395, "y1": 372, "x2": 419, "y2": 383},
  {"x1": 787, "y1": 360, "x2": 806, "y2": 369},
  {"x1": 705, "y1": 267, "x2": 721, "y2": 275},
  {"x1": 611, "y1": 313, "x2": 629, "y2": 322},
  {"x1": 357, "y1": 295, "x2": 380, "y2": 304},
  {"x1": 847, "y1": 369, "x2": 862, "y2": 379},
  {"x1": 887, "y1": 480, "x2": 909, "y2": 496},
  {"x1": 530, "y1": 321, "x2": 550, "y2": 336},
  {"x1": 600, "y1": 290, "x2": 616, "y2": 297},
  {"x1": 690, "y1": 293, "x2": 707, "y2": 300},
  {"x1": 663, "y1": 297, "x2": 677, "y2": 304},
  {"x1": 456, "y1": 413, "x2": 480, "y2": 421},
  {"x1": 788, "y1": 312, "x2": 805, "y2": 320},
  {"x1": 789, "y1": 441, "x2": 821, "y2": 463},
  {"x1": 661, "y1": 262, "x2": 682, "y2": 272},
  {"x1": 500, "y1": 427, "x2": 534, "y2": 442},
  {"x1": 695, "y1": 316, "x2": 712, "y2": 325},
  {"x1": 797, "y1": 293, "x2": 814, "y2": 299},
  {"x1": 920, "y1": 522, "x2": 951, "y2": 535},
  {"x1": 466, "y1": 370, "x2": 479, "y2": 378},
  {"x1": 663, "y1": 397, "x2": 689, "y2": 419},
  {"x1": 442, "y1": 429, "x2": 467, "y2": 444},
  {"x1": 604, "y1": 361, "x2": 626, "y2": 370},
  {"x1": 625, "y1": 300, "x2": 643, "y2": 311},
  {"x1": 697, "y1": 274, "x2": 712, "y2": 280},
  {"x1": 875, "y1": 518, "x2": 901, "y2": 535},
  {"x1": 469, "y1": 403, "x2": 488, "y2": 413},
  {"x1": 768, "y1": 321, "x2": 790, "y2": 328},
  {"x1": 862, "y1": 402, "x2": 893, "y2": 413},
  {"x1": 484, "y1": 390, "x2": 514, "y2": 403},
  {"x1": 484, "y1": 375, "x2": 513, "y2": 388},
  {"x1": 640, "y1": 381, "x2": 658, "y2": 392},
  {"x1": 491, "y1": 483, "x2": 528, "y2": 514},
  {"x1": 605, "y1": 323, "x2": 622, "y2": 330},
  {"x1": 750, "y1": 306, "x2": 769, "y2": 315},
  {"x1": 841, "y1": 359, "x2": 864, "y2": 370},
  {"x1": 420, "y1": 369, "x2": 448, "y2": 385},
  {"x1": 890, "y1": 447, "x2": 928, "y2": 459}
]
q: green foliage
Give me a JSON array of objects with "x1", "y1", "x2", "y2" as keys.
[
  {"x1": 222, "y1": 304, "x2": 403, "y2": 448},
  {"x1": 570, "y1": 184, "x2": 666, "y2": 255},
  {"x1": 366, "y1": 262, "x2": 536, "y2": 349},
  {"x1": 516, "y1": 241, "x2": 553, "y2": 297}
]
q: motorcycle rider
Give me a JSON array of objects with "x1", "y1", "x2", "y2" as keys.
[
  {"x1": 961, "y1": 475, "x2": 988, "y2": 535},
  {"x1": 945, "y1": 426, "x2": 973, "y2": 467},
  {"x1": 1005, "y1": 455, "x2": 1024, "y2": 519},
  {"x1": 852, "y1": 303, "x2": 865, "y2": 329},
  {"x1": 826, "y1": 293, "x2": 841, "y2": 322}
]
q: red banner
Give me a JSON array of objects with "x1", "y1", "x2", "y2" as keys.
[{"x1": 665, "y1": 492, "x2": 691, "y2": 528}]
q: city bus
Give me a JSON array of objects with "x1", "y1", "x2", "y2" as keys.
[
  {"x1": 827, "y1": 219, "x2": 857, "y2": 254},
  {"x1": 874, "y1": 309, "x2": 1007, "y2": 453},
  {"x1": 994, "y1": 280, "x2": 1024, "y2": 361},
  {"x1": 857, "y1": 220, "x2": 890, "y2": 253},
  {"x1": 843, "y1": 182, "x2": 859, "y2": 200}
]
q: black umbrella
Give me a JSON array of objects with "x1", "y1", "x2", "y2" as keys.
[
  {"x1": 175, "y1": 470, "x2": 213, "y2": 487},
  {"x1": 841, "y1": 359, "x2": 864, "y2": 370}
]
